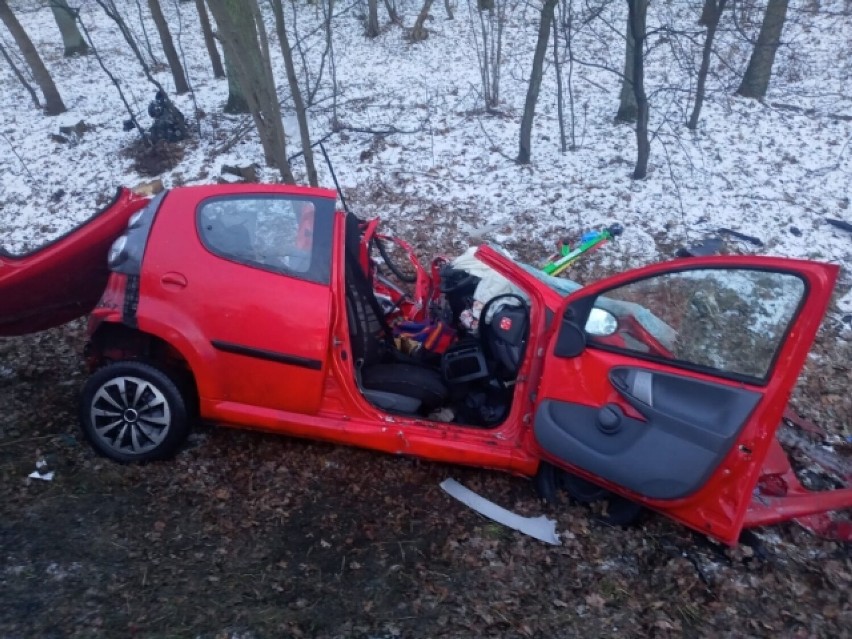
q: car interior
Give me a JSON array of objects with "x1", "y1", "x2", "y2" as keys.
[{"x1": 343, "y1": 214, "x2": 531, "y2": 428}]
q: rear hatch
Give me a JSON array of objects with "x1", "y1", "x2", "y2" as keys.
[{"x1": 0, "y1": 188, "x2": 149, "y2": 336}]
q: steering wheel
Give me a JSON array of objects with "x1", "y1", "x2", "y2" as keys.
[
  {"x1": 372, "y1": 235, "x2": 417, "y2": 283},
  {"x1": 479, "y1": 293, "x2": 529, "y2": 375}
]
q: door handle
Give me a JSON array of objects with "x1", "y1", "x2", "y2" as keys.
[
  {"x1": 609, "y1": 368, "x2": 654, "y2": 406},
  {"x1": 160, "y1": 272, "x2": 188, "y2": 289}
]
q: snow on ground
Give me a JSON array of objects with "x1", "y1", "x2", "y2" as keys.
[{"x1": 0, "y1": 0, "x2": 850, "y2": 315}]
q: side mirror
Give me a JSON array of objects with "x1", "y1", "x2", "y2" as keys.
[{"x1": 585, "y1": 307, "x2": 618, "y2": 337}]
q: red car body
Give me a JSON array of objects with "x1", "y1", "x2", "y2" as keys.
[{"x1": 1, "y1": 184, "x2": 848, "y2": 545}]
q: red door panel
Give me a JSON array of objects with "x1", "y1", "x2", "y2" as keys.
[
  {"x1": 138, "y1": 188, "x2": 337, "y2": 416},
  {"x1": 533, "y1": 256, "x2": 838, "y2": 544}
]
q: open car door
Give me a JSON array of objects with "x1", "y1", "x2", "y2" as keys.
[
  {"x1": 0, "y1": 188, "x2": 148, "y2": 337},
  {"x1": 533, "y1": 256, "x2": 838, "y2": 545}
]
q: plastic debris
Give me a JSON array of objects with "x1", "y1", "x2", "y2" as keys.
[
  {"x1": 28, "y1": 459, "x2": 54, "y2": 482},
  {"x1": 440, "y1": 478, "x2": 561, "y2": 545}
]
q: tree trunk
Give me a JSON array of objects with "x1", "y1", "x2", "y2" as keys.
[
  {"x1": 736, "y1": 0, "x2": 789, "y2": 99},
  {"x1": 410, "y1": 0, "x2": 434, "y2": 41},
  {"x1": 207, "y1": 0, "x2": 295, "y2": 182},
  {"x1": 50, "y1": 0, "x2": 88, "y2": 56},
  {"x1": 195, "y1": 0, "x2": 224, "y2": 78},
  {"x1": 0, "y1": 0, "x2": 66, "y2": 115},
  {"x1": 552, "y1": 6, "x2": 565, "y2": 153},
  {"x1": 148, "y1": 0, "x2": 189, "y2": 94},
  {"x1": 134, "y1": 0, "x2": 161, "y2": 65},
  {"x1": 688, "y1": 0, "x2": 726, "y2": 129},
  {"x1": 698, "y1": 0, "x2": 714, "y2": 24},
  {"x1": 270, "y1": 0, "x2": 318, "y2": 186},
  {"x1": 516, "y1": 0, "x2": 558, "y2": 164},
  {"x1": 0, "y1": 40, "x2": 40, "y2": 107},
  {"x1": 444, "y1": 0, "x2": 454, "y2": 19},
  {"x1": 223, "y1": 54, "x2": 249, "y2": 113},
  {"x1": 626, "y1": 0, "x2": 649, "y2": 179},
  {"x1": 615, "y1": 10, "x2": 637, "y2": 122},
  {"x1": 383, "y1": 0, "x2": 399, "y2": 23},
  {"x1": 366, "y1": 0, "x2": 380, "y2": 36}
]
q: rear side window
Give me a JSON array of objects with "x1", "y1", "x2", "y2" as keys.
[{"x1": 197, "y1": 195, "x2": 334, "y2": 284}]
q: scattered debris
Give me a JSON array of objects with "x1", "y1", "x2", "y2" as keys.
[
  {"x1": 675, "y1": 236, "x2": 724, "y2": 258},
  {"x1": 27, "y1": 459, "x2": 54, "y2": 482},
  {"x1": 132, "y1": 179, "x2": 164, "y2": 196},
  {"x1": 147, "y1": 91, "x2": 187, "y2": 144},
  {"x1": 717, "y1": 227, "x2": 764, "y2": 246},
  {"x1": 220, "y1": 164, "x2": 259, "y2": 183},
  {"x1": 440, "y1": 478, "x2": 561, "y2": 545},
  {"x1": 50, "y1": 120, "x2": 93, "y2": 145}
]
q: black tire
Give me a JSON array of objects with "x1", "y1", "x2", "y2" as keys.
[
  {"x1": 561, "y1": 471, "x2": 643, "y2": 527},
  {"x1": 79, "y1": 361, "x2": 190, "y2": 463},
  {"x1": 561, "y1": 472, "x2": 610, "y2": 504},
  {"x1": 361, "y1": 363, "x2": 447, "y2": 410}
]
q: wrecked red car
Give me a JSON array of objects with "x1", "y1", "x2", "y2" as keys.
[{"x1": 2, "y1": 183, "x2": 849, "y2": 546}]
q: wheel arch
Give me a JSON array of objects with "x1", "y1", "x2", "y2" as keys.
[{"x1": 86, "y1": 321, "x2": 201, "y2": 411}]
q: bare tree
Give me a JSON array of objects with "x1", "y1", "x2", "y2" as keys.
[
  {"x1": 615, "y1": 9, "x2": 637, "y2": 122},
  {"x1": 468, "y1": 0, "x2": 511, "y2": 111},
  {"x1": 517, "y1": 0, "x2": 558, "y2": 163},
  {"x1": 134, "y1": 0, "x2": 161, "y2": 65},
  {"x1": 75, "y1": 11, "x2": 150, "y2": 142},
  {"x1": 625, "y1": 0, "x2": 649, "y2": 178},
  {"x1": 737, "y1": 0, "x2": 789, "y2": 98},
  {"x1": 49, "y1": 0, "x2": 88, "y2": 56},
  {"x1": 557, "y1": 0, "x2": 578, "y2": 150},
  {"x1": 0, "y1": 0, "x2": 66, "y2": 115},
  {"x1": 688, "y1": 0, "x2": 727, "y2": 128},
  {"x1": 383, "y1": 0, "x2": 400, "y2": 23},
  {"x1": 0, "y1": 40, "x2": 41, "y2": 107},
  {"x1": 148, "y1": 0, "x2": 189, "y2": 93},
  {"x1": 224, "y1": 53, "x2": 249, "y2": 113},
  {"x1": 194, "y1": 0, "x2": 224, "y2": 77},
  {"x1": 207, "y1": 0, "x2": 295, "y2": 182},
  {"x1": 552, "y1": 0, "x2": 565, "y2": 152},
  {"x1": 366, "y1": 0, "x2": 380, "y2": 36},
  {"x1": 321, "y1": 0, "x2": 339, "y2": 123},
  {"x1": 410, "y1": 0, "x2": 435, "y2": 41},
  {"x1": 270, "y1": 0, "x2": 318, "y2": 186}
]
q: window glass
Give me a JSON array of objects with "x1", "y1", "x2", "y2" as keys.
[
  {"x1": 197, "y1": 195, "x2": 333, "y2": 283},
  {"x1": 586, "y1": 269, "x2": 806, "y2": 381}
]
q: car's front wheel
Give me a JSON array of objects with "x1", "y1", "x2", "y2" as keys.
[{"x1": 79, "y1": 361, "x2": 189, "y2": 463}]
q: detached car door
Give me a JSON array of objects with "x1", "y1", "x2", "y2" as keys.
[{"x1": 533, "y1": 256, "x2": 838, "y2": 544}]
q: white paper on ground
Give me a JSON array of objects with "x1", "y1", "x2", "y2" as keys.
[
  {"x1": 440, "y1": 478, "x2": 561, "y2": 545},
  {"x1": 28, "y1": 470, "x2": 55, "y2": 481}
]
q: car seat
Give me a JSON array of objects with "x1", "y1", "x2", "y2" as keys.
[{"x1": 344, "y1": 214, "x2": 448, "y2": 414}]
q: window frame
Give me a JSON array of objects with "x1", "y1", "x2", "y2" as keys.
[
  {"x1": 195, "y1": 193, "x2": 334, "y2": 285},
  {"x1": 582, "y1": 265, "x2": 810, "y2": 387}
]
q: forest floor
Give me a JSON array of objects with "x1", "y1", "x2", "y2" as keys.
[{"x1": 0, "y1": 319, "x2": 850, "y2": 639}]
